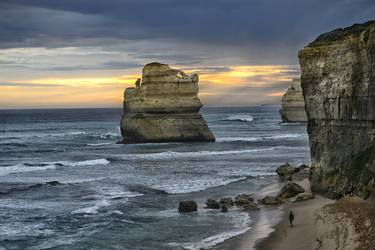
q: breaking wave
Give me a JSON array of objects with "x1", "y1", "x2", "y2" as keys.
[
  {"x1": 117, "y1": 148, "x2": 275, "y2": 160},
  {"x1": 223, "y1": 114, "x2": 254, "y2": 122}
]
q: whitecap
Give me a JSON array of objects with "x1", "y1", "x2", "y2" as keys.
[
  {"x1": 118, "y1": 147, "x2": 275, "y2": 160},
  {"x1": 216, "y1": 134, "x2": 307, "y2": 142},
  {"x1": 54, "y1": 158, "x2": 110, "y2": 167},
  {"x1": 99, "y1": 132, "x2": 119, "y2": 139},
  {"x1": 71, "y1": 199, "x2": 110, "y2": 214},
  {"x1": 223, "y1": 114, "x2": 254, "y2": 122},
  {"x1": 216, "y1": 137, "x2": 259, "y2": 142},
  {"x1": 152, "y1": 176, "x2": 249, "y2": 194},
  {"x1": 0, "y1": 164, "x2": 56, "y2": 177},
  {"x1": 86, "y1": 142, "x2": 112, "y2": 146}
]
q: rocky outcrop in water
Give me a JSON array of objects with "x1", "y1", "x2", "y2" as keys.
[
  {"x1": 299, "y1": 21, "x2": 375, "y2": 200},
  {"x1": 279, "y1": 78, "x2": 308, "y2": 123},
  {"x1": 120, "y1": 62, "x2": 215, "y2": 143}
]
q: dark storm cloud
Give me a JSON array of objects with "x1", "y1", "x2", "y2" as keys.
[{"x1": 0, "y1": 0, "x2": 374, "y2": 51}]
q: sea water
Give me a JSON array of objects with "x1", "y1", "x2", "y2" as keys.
[{"x1": 0, "y1": 106, "x2": 310, "y2": 249}]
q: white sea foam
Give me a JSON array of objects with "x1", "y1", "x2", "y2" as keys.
[
  {"x1": 216, "y1": 134, "x2": 306, "y2": 142},
  {"x1": 71, "y1": 190, "x2": 142, "y2": 214},
  {"x1": 0, "y1": 164, "x2": 56, "y2": 176},
  {"x1": 0, "y1": 158, "x2": 110, "y2": 177},
  {"x1": 152, "y1": 176, "x2": 248, "y2": 194},
  {"x1": 72, "y1": 199, "x2": 110, "y2": 214},
  {"x1": 224, "y1": 114, "x2": 254, "y2": 122},
  {"x1": 86, "y1": 142, "x2": 112, "y2": 146},
  {"x1": 266, "y1": 134, "x2": 306, "y2": 139},
  {"x1": 55, "y1": 158, "x2": 110, "y2": 167},
  {"x1": 216, "y1": 137, "x2": 259, "y2": 142},
  {"x1": 119, "y1": 147, "x2": 275, "y2": 160},
  {"x1": 0, "y1": 222, "x2": 54, "y2": 238},
  {"x1": 170, "y1": 212, "x2": 251, "y2": 250},
  {"x1": 100, "y1": 132, "x2": 119, "y2": 139}
]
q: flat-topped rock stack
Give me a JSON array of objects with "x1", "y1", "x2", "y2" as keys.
[
  {"x1": 279, "y1": 78, "x2": 307, "y2": 123},
  {"x1": 299, "y1": 21, "x2": 375, "y2": 199},
  {"x1": 120, "y1": 62, "x2": 215, "y2": 143}
]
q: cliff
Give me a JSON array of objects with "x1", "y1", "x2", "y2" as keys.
[
  {"x1": 279, "y1": 78, "x2": 308, "y2": 123},
  {"x1": 120, "y1": 62, "x2": 215, "y2": 143},
  {"x1": 299, "y1": 21, "x2": 375, "y2": 199}
]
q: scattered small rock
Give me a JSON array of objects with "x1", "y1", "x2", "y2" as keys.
[
  {"x1": 220, "y1": 205, "x2": 229, "y2": 213},
  {"x1": 219, "y1": 197, "x2": 234, "y2": 207},
  {"x1": 178, "y1": 201, "x2": 198, "y2": 213},
  {"x1": 260, "y1": 196, "x2": 283, "y2": 205},
  {"x1": 205, "y1": 199, "x2": 221, "y2": 209},
  {"x1": 290, "y1": 192, "x2": 315, "y2": 202},
  {"x1": 234, "y1": 194, "x2": 254, "y2": 206},
  {"x1": 278, "y1": 181, "x2": 305, "y2": 199}
]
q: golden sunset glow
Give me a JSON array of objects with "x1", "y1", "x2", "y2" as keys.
[
  {"x1": 0, "y1": 64, "x2": 298, "y2": 108},
  {"x1": 198, "y1": 65, "x2": 294, "y2": 85}
]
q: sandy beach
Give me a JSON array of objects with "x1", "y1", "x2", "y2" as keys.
[{"x1": 213, "y1": 178, "x2": 335, "y2": 250}]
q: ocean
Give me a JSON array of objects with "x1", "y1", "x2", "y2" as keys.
[{"x1": 0, "y1": 106, "x2": 310, "y2": 250}]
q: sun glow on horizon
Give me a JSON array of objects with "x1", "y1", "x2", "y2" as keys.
[{"x1": 0, "y1": 64, "x2": 298, "y2": 108}]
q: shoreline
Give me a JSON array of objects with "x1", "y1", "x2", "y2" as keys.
[
  {"x1": 212, "y1": 178, "x2": 335, "y2": 250},
  {"x1": 209, "y1": 177, "x2": 285, "y2": 250}
]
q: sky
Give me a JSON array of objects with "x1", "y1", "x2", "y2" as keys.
[{"x1": 0, "y1": 0, "x2": 374, "y2": 108}]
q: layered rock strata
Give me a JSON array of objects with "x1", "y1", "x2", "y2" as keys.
[
  {"x1": 279, "y1": 78, "x2": 308, "y2": 122},
  {"x1": 120, "y1": 62, "x2": 215, "y2": 143},
  {"x1": 299, "y1": 21, "x2": 375, "y2": 199}
]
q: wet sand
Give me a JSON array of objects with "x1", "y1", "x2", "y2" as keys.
[{"x1": 212, "y1": 178, "x2": 335, "y2": 250}]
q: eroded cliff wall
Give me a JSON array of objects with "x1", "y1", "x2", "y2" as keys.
[
  {"x1": 299, "y1": 21, "x2": 375, "y2": 199},
  {"x1": 120, "y1": 62, "x2": 215, "y2": 143}
]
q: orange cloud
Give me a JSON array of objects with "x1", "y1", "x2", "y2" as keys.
[{"x1": 0, "y1": 65, "x2": 297, "y2": 108}]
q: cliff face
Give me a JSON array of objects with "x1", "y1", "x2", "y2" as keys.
[
  {"x1": 299, "y1": 21, "x2": 375, "y2": 200},
  {"x1": 279, "y1": 78, "x2": 307, "y2": 123},
  {"x1": 120, "y1": 62, "x2": 215, "y2": 143}
]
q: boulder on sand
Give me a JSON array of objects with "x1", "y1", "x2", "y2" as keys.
[
  {"x1": 205, "y1": 199, "x2": 221, "y2": 209},
  {"x1": 178, "y1": 201, "x2": 198, "y2": 213},
  {"x1": 278, "y1": 181, "x2": 305, "y2": 199},
  {"x1": 290, "y1": 192, "x2": 315, "y2": 202},
  {"x1": 276, "y1": 163, "x2": 299, "y2": 180},
  {"x1": 260, "y1": 196, "x2": 283, "y2": 205},
  {"x1": 234, "y1": 194, "x2": 254, "y2": 206},
  {"x1": 219, "y1": 197, "x2": 234, "y2": 207}
]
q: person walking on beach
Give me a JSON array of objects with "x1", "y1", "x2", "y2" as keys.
[{"x1": 289, "y1": 211, "x2": 294, "y2": 227}]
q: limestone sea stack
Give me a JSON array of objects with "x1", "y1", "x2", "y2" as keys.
[
  {"x1": 299, "y1": 21, "x2": 375, "y2": 199},
  {"x1": 120, "y1": 62, "x2": 215, "y2": 143},
  {"x1": 279, "y1": 78, "x2": 307, "y2": 123}
]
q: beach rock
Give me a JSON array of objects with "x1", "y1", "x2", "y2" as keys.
[
  {"x1": 205, "y1": 199, "x2": 221, "y2": 209},
  {"x1": 292, "y1": 166, "x2": 311, "y2": 181},
  {"x1": 234, "y1": 194, "x2": 254, "y2": 206},
  {"x1": 299, "y1": 21, "x2": 375, "y2": 199},
  {"x1": 242, "y1": 203, "x2": 260, "y2": 212},
  {"x1": 260, "y1": 196, "x2": 283, "y2": 205},
  {"x1": 278, "y1": 181, "x2": 305, "y2": 199},
  {"x1": 279, "y1": 78, "x2": 308, "y2": 123},
  {"x1": 276, "y1": 163, "x2": 299, "y2": 180},
  {"x1": 178, "y1": 201, "x2": 198, "y2": 213},
  {"x1": 290, "y1": 192, "x2": 315, "y2": 202},
  {"x1": 220, "y1": 205, "x2": 229, "y2": 213},
  {"x1": 219, "y1": 197, "x2": 234, "y2": 207},
  {"x1": 120, "y1": 62, "x2": 215, "y2": 143}
]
